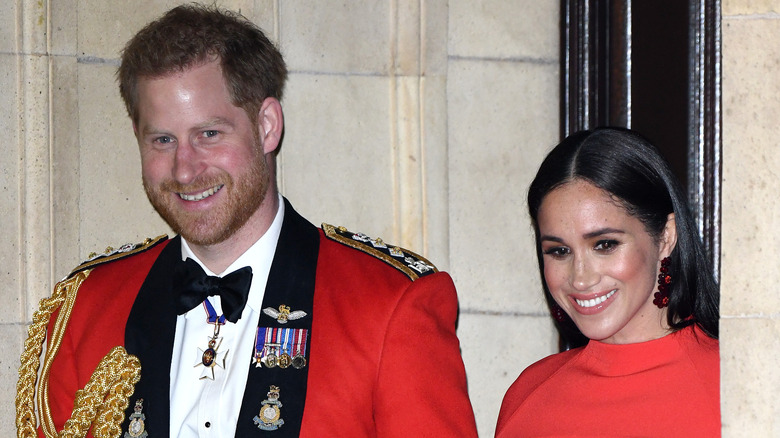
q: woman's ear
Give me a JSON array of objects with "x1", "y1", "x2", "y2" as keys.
[{"x1": 660, "y1": 213, "x2": 678, "y2": 258}]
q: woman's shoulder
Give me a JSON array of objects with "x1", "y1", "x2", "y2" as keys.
[
  {"x1": 497, "y1": 347, "x2": 583, "y2": 427},
  {"x1": 517, "y1": 347, "x2": 582, "y2": 385},
  {"x1": 676, "y1": 324, "x2": 719, "y2": 383}
]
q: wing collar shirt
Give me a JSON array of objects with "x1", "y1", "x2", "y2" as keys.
[{"x1": 169, "y1": 195, "x2": 284, "y2": 437}]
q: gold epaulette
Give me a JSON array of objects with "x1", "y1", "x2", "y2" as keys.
[
  {"x1": 69, "y1": 234, "x2": 168, "y2": 277},
  {"x1": 322, "y1": 223, "x2": 438, "y2": 281},
  {"x1": 16, "y1": 262, "x2": 145, "y2": 437}
]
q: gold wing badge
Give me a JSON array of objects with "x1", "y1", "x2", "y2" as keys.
[{"x1": 262, "y1": 305, "x2": 307, "y2": 324}]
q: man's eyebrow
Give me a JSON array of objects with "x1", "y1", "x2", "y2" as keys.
[{"x1": 195, "y1": 117, "x2": 233, "y2": 129}]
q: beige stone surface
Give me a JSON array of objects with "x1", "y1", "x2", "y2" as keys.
[
  {"x1": 50, "y1": 57, "x2": 82, "y2": 281},
  {"x1": 19, "y1": 0, "x2": 47, "y2": 54},
  {"x1": 458, "y1": 312, "x2": 557, "y2": 438},
  {"x1": 1, "y1": 54, "x2": 22, "y2": 323},
  {"x1": 449, "y1": 0, "x2": 559, "y2": 60},
  {"x1": 721, "y1": 16, "x2": 780, "y2": 316},
  {"x1": 721, "y1": 317, "x2": 780, "y2": 436},
  {"x1": 245, "y1": 1, "x2": 279, "y2": 43},
  {"x1": 723, "y1": 0, "x2": 780, "y2": 15},
  {"x1": 721, "y1": 8, "x2": 780, "y2": 436},
  {"x1": 281, "y1": 1, "x2": 392, "y2": 74},
  {"x1": 419, "y1": 75, "x2": 450, "y2": 266},
  {"x1": 420, "y1": 0, "x2": 449, "y2": 76},
  {"x1": 0, "y1": 325, "x2": 26, "y2": 437},
  {"x1": 447, "y1": 58, "x2": 559, "y2": 313},
  {"x1": 77, "y1": 62, "x2": 171, "y2": 256},
  {"x1": 0, "y1": 2, "x2": 16, "y2": 53},
  {"x1": 280, "y1": 73, "x2": 396, "y2": 236},
  {"x1": 78, "y1": 0, "x2": 256, "y2": 60},
  {"x1": 20, "y1": 53, "x2": 53, "y2": 319},
  {"x1": 50, "y1": 0, "x2": 78, "y2": 56}
]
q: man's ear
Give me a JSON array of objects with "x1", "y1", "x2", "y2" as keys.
[
  {"x1": 660, "y1": 213, "x2": 678, "y2": 258},
  {"x1": 258, "y1": 97, "x2": 284, "y2": 155}
]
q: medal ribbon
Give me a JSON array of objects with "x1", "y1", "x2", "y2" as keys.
[
  {"x1": 281, "y1": 327, "x2": 292, "y2": 355},
  {"x1": 253, "y1": 327, "x2": 309, "y2": 367},
  {"x1": 202, "y1": 299, "x2": 227, "y2": 325},
  {"x1": 293, "y1": 328, "x2": 307, "y2": 358}
]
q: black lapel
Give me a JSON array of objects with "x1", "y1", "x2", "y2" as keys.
[
  {"x1": 235, "y1": 199, "x2": 320, "y2": 437},
  {"x1": 122, "y1": 235, "x2": 182, "y2": 437}
]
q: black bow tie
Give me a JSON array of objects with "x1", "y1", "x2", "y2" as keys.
[{"x1": 174, "y1": 258, "x2": 254, "y2": 323}]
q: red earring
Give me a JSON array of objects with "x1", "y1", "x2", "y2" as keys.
[
  {"x1": 653, "y1": 257, "x2": 672, "y2": 308},
  {"x1": 551, "y1": 301, "x2": 568, "y2": 322}
]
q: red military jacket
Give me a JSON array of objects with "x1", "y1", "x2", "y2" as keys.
[{"x1": 22, "y1": 200, "x2": 477, "y2": 437}]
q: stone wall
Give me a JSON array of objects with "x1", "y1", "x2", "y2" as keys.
[{"x1": 721, "y1": 1, "x2": 780, "y2": 436}]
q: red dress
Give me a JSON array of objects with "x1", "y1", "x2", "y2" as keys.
[{"x1": 496, "y1": 325, "x2": 719, "y2": 437}]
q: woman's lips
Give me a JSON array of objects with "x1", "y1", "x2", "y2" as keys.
[{"x1": 570, "y1": 289, "x2": 617, "y2": 314}]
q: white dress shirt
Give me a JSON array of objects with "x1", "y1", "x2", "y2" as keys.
[{"x1": 169, "y1": 196, "x2": 284, "y2": 438}]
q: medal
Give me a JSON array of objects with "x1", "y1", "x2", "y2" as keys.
[
  {"x1": 253, "y1": 327, "x2": 309, "y2": 369},
  {"x1": 291, "y1": 354, "x2": 307, "y2": 369},
  {"x1": 253, "y1": 386, "x2": 285, "y2": 431},
  {"x1": 291, "y1": 327, "x2": 307, "y2": 369},
  {"x1": 278, "y1": 353, "x2": 291, "y2": 369},
  {"x1": 194, "y1": 300, "x2": 229, "y2": 380},
  {"x1": 124, "y1": 398, "x2": 148, "y2": 438},
  {"x1": 265, "y1": 351, "x2": 278, "y2": 368}
]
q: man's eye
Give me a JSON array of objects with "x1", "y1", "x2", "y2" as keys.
[
  {"x1": 155, "y1": 136, "x2": 174, "y2": 144},
  {"x1": 203, "y1": 130, "x2": 219, "y2": 138}
]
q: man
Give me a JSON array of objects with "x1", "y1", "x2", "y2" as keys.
[{"x1": 16, "y1": 4, "x2": 477, "y2": 438}]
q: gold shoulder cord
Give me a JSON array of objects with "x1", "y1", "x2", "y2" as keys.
[{"x1": 15, "y1": 270, "x2": 142, "y2": 438}]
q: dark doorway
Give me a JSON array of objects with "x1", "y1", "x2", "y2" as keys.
[{"x1": 632, "y1": 0, "x2": 690, "y2": 189}]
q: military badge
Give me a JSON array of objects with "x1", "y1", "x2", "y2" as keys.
[
  {"x1": 124, "y1": 398, "x2": 148, "y2": 438},
  {"x1": 262, "y1": 304, "x2": 307, "y2": 324},
  {"x1": 195, "y1": 335, "x2": 228, "y2": 380},
  {"x1": 254, "y1": 326, "x2": 308, "y2": 369},
  {"x1": 254, "y1": 386, "x2": 285, "y2": 431},
  {"x1": 195, "y1": 300, "x2": 229, "y2": 379}
]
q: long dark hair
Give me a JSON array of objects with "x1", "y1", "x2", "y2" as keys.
[{"x1": 528, "y1": 128, "x2": 719, "y2": 345}]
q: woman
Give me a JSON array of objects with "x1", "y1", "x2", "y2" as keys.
[{"x1": 495, "y1": 128, "x2": 719, "y2": 436}]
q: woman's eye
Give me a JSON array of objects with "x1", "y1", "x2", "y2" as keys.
[
  {"x1": 594, "y1": 240, "x2": 619, "y2": 252},
  {"x1": 543, "y1": 247, "x2": 570, "y2": 258}
]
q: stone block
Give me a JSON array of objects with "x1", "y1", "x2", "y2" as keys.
[
  {"x1": 280, "y1": 1, "x2": 391, "y2": 74},
  {"x1": 721, "y1": 317, "x2": 780, "y2": 436},
  {"x1": 449, "y1": 0, "x2": 559, "y2": 60},
  {"x1": 78, "y1": 0, "x2": 255, "y2": 59},
  {"x1": 721, "y1": 17, "x2": 780, "y2": 315},
  {"x1": 280, "y1": 73, "x2": 395, "y2": 238},
  {"x1": 458, "y1": 312, "x2": 557, "y2": 438},
  {"x1": 723, "y1": 0, "x2": 780, "y2": 15},
  {"x1": 447, "y1": 58, "x2": 559, "y2": 313}
]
